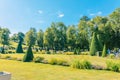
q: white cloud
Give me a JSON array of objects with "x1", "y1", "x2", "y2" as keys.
[
  {"x1": 38, "y1": 10, "x2": 43, "y2": 14},
  {"x1": 58, "y1": 13, "x2": 64, "y2": 18},
  {"x1": 57, "y1": 11, "x2": 64, "y2": 18},
  {"x1": 89, "y1": 11, "x2": 102, "y2": 16}
]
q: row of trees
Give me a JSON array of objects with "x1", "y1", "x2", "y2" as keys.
[
  {"x1": 0, "y1": 8, "x2": 120, "y2": 61},
  {"x1": 36, "y1": 8, "x2": 120, "y2": 51}
]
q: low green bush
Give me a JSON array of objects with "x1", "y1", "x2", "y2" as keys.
[
  {"x1": 64, "y1": 52, "x2": 74, "y2": 55},
  {"x1": 71, "y1": 60, "x2": 81, "y2": 69},
  {"x1": 48, "y1": 58, "x2": 58, "y2": 65},
  {"x1": 82, "y1": 60, "x2": 92, "y2": 69},
  {"x1": 108, "y1": 54, "x2": 115, "y2": 59},
  {"x1": 46, "y1": 51, "x2": 51, "y2": 54},
  {"x1": 7, "y1": 50, "x2": 16, "y2": 54},
  {"x1": 5, "y1": 55, "x2": 11, "y2": 59},
  {"x1": 57, "y1": 59, "x2": 69, "y2": 66},
  {"x1": 106, "y1": 61, "x2": 119, "y2": 72},
  {"x1": 33, "y1": 56, "x2": 44, "y2": 63},
  {"x1": 71, "y1": 59, "x2": 92, "y2": 69},
  {"x1": 80, "y1": 52, "x2": 89, "y2": 55}
]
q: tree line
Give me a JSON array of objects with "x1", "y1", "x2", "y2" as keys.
[{"x1": 0, "y1": 8, "x2": 120, "y2": 56}]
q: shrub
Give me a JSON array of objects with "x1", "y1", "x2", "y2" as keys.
[
  {"x1": 48, "y1": 58, "x2": 58, "y2": 65},
  {"x1": 64, "y1": 52, "x2": 74, "y2": 55},
  {"x1": 108, "y1": 54, "x2": 115, "y2": 59},
  {"x1": 71, "y1": 60, "x2": 92, "y2": 69},
  {"x1": 5, "y1": 55, "x2": 11, "y2": 59},
  {"x1": 81, "y1": 52, "x2": 89, "y2": 55},
  {"x1": 23, "y1": 45, "x2": 34, "y2": 62},
  {"x1": 71, "y1": 60, "x2": 81, "y2": 69},
  {"x1": 33, "y1": 56, "x2": 44, "y2": 63},
  {"x1": 106, "y1": 61, "x2": 119, "y2": 72},
  {"x1": 102, "y1": 44, "x2": 107, "y2": 57},
  {"x1": 82, "y1": 60, "x2": 92, "y2": 69},
  {"x1": 111, "y1": 65, "x2": 119, "y2": 72},
  {"x1": 57, "y1": 59, "x2": 69, "y2": 66},
  {"x1": 46, "y1": 51, "x2": 51, "y2": 54},
  {"x1": 90, "y1": 32, "x2": 99, "y2": 56},
  {"x1": 16, "y1": 41, "x2": 24, "y2": 53}
]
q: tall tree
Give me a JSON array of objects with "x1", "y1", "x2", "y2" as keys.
[
  {"x1": 37, "y1": 29, "x2": 44, "y2": 49},
  {"x1": 109, "y1": 8, "x2": 120, "y2": 48},
  {"x1": 53, "y1": 22, "x2": 67, "y2": 50},
  {"x1": 66, "y1": 25, "x2": 77, "y2": 51},
  {"x1": 23, "y1": 28, "x2": 37, "y2": 62},
  {"x1": 78, "y1": 16, "x2": 90, "y2": 50},
  {"x1": 10, "y1": 33, "x2": 18, "y2": 42},
  {"x1": 0, "y1": 28, "x2": 10, "y2": 53},
  {"x1": 44, "y1": 27, "x2": 54, "y2": 50}
]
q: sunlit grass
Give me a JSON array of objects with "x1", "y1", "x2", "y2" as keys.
[
  {"x1": 1, "y1": 54, "x2": 120, "y2": 67},
  {"x1": 0, "y1": 59, "x2": 120, "y2": 80}
]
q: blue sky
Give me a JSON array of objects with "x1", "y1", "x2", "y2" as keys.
[{"x1": 0, "y1": 0, "x2": 120, "y2": 34}]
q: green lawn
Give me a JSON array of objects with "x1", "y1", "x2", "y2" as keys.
[
  {"x1": 1, "y1": 54, "x2": 119, "y2": 66},
  {"x1": 0, "y1": 54, "x2": 120, "y2": 80},
  {"x1": 0, "y1": 59, "x2": 120, "y2": 80}
]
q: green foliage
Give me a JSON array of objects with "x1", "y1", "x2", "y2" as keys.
[
  {"x1": 46, "y1": 51, "x2": 51, "y2": 54},
  {"x1": 25, "y1": 28, "x2": 37, "y2": 46},
  {"x1": 71, "y1": 60, "x2": 81, "y2": 69},
  {"x1": 5, "y1": 55, "x2": 11, "y2": 59},
  {"x1": 56, "y1": 59, "x2": 68, "y2": 66},
  {"x1": 71, "y1": 59, "x2": 92, "y2": 69},
  {"x1": 48, "y1": 58, "x2": 58, "y2": 65},
  {"x1": 90, "y1": 32, "x2": 98, "y2": 56},
  {"x1": 106, "y1": 61, "x2": 119, "y2": 72},
  {"x1": 66, "y1": 25, "x2": 77, "y2": 50},
  {"x1": 16, "y1": 41, "x2": 24, "y2": 53},
  {"x1": 23, "y1": 45, "x2": 34, "y2": 62},
  {"x1": 102, "y1": 44, "x2": 107, "y2": 57},
  {"x1": 97, "y1": 34, "x2": 103, "y2": 51},
  {"x1": 81, "y1": 52, "x2": 89, "y2": 55},
  {"x1": 64, "y1": 52, "x2": 74, "y2": 55},
  {"x1": 108, "y1": 54, "x2": 115, "y2": 59},
  {"x1": 0, "y1": 28, "x2": 10, "y2": 53},
  {"x1": 37, "y1": 29, "x2": 44, "y2": 48},
  {"x1": 33, "y1": 56, "x2": 44, "y2": 63},
  {"x1": 82, "y1": 60, "x2": 92, "y2": 69}
]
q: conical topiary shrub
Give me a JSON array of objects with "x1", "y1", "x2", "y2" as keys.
[
  {"x1": 16, "y1": 41, "x2": 23, "y2": 53},
  {"x1": 97, "y1": 34, "x2": 103, "y2": 51},
  {"x1": 102, "y1": 44, "x2": 107, "y2": 57},
  {"x1": 23, "y1": 45, "x2": 34, "y2": 62},
  {"x1": 90, "y1": 32, "x2": 98, "y2": 56}
]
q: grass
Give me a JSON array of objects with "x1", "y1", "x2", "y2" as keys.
[
  {"x1": 1, "y1": 54, "x2": 119, "y2": 66},
  {"x1": 0, "y1": 59, "x2": 120, "y2": 80}
]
